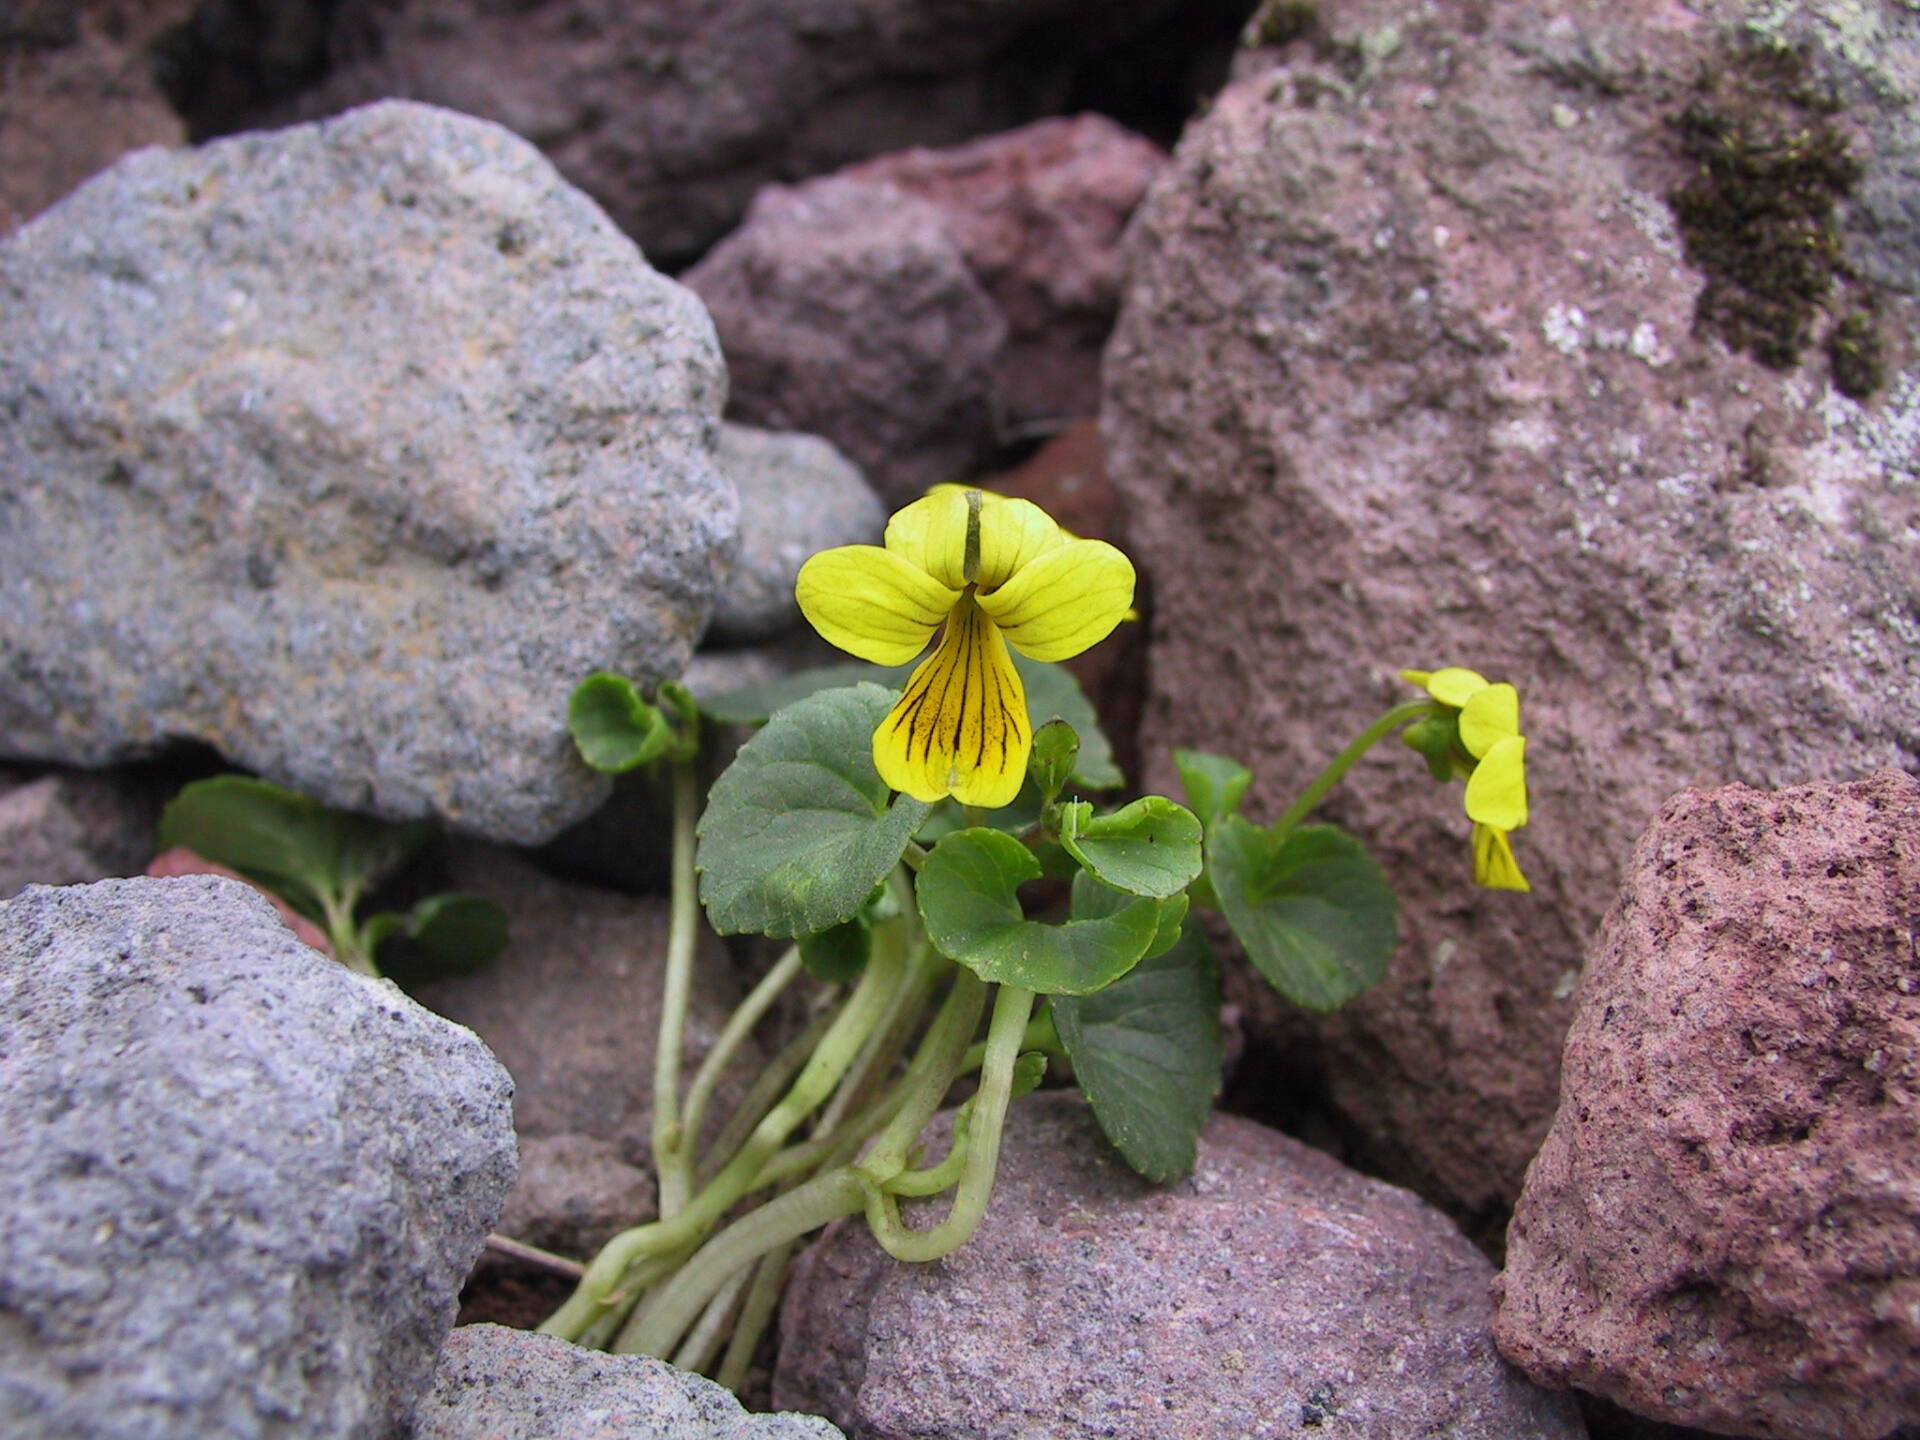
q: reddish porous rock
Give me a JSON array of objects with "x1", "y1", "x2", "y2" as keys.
[
  {"x1": 684, "y1": 177, "x2": 1007, "y2": 505},
  {"x1": 0, "y1": 1, "x2": 192, "y2": 232},
  {"x1": 251, "y1": 0, "x2": 1197, "y2": 267},
  {"x1": 1492, "y1": 771, "x2": 1920, "y2": 1440},
  {"x1": 1103, "y1": 0, "x2": 1920, "y2": 1223},
  {"x1": 774, "y1": 1091, "x2": 1587, "y2": 1440},
  {"x1": 844, "y1": 115, "x2": 1167, "y2": 424}
]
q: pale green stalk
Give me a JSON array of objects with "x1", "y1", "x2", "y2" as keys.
[
  {"x1": 652, "y1": 759, "x2": 704, "y2": 1218},
  {"x1": 680, "y1": 943, "x2": 805, "y2": 1159},
  {"x1": 1268, "y1": 699, "x2": 1434, "y2": 839},
  {"x1": 716, "y1": 1243, "x2": 795, "y2": 1392}
]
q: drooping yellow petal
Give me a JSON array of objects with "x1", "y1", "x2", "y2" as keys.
[
  {"x1": 884, "y1": 489, "x2": 974, "y2": 590},
  {"x1": 872, "y1": 596, "x2": 1030, "y2": 808},
  {"x1": 971, "y1": 494, "x2": 1065, "y2": 589},
  {"x1": 1463, "y1": 734, "x2": 1528, "y2": 831},
  {"x1": 1458, "y1": 683, "x2": 1520, "y2": 759},
  {"x1": 975, "y1": 538, "x2": 1136, "y2": 662},
  {"x1": 1472, "y1": 823, "x2": 1531, "y2": 892},
  {"x1": 1402, "y1": 666, "x2": 1490, "y2": 709},
  {"x1": 795, "y1": 545, "x2": 960, "y2": 665}
]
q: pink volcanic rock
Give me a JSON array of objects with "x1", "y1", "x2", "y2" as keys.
[
  {"x1": 1492, "y1": 771, "x2": 1920, "y2": 1439},
  {"x1": 774, "y1": 1091, "x2": 1587, "y2": 1440},
  {"x1": 0, "y1": 1, "x2": 192, "y2": 233},
  {"x1": 845, "y1": 115, "x2": 1168, "y2": 424},
  {"x1": 255, "y1": 0, "x2": 1198, "y2": 268},
  {"x1": 684, "y1": 176, "x2": 1007, "y2": 505},
  {"x1": 1102, "y1": 0, "x2": 1920, "y2": 1225}
]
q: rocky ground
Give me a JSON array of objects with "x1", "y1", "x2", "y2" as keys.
[{"x1": 2, "y1": 2, "x2": 1916, "y2": 1438}]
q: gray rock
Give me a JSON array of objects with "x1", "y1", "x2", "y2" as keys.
[
  {"x1": 0, "y1": 874, "x2": 517, "y2": 1440},
  {"x1": 774, "y1": 1092, "x2": 1586, "y2": 1440},
  {"x1": 415, "y1": 1324, "x2": 844, "y2": 1440},
  {"x1": 684, "y1": 177, "x2": 1007, "y2": 506},
  {"x1": 1103, "y1": 0, "x2": 1920, "y2": 1220},
  {"x1": 492, "y1": 1134, "x2": 654, "y2": 1263},
  {"x1": 711, "y1": 424, "x2": 886, "y2": 644},
  {"x1": 1493, "y1": 772, "x2": 1920, "y2": 1439},
  {"x1": 0, "y1": 768, "x2": 157, "y2": 900},
  {"x1": 0, "y1": 99, "x2": 736, "y2": 846}
]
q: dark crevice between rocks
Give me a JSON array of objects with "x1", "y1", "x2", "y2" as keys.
[
  {"x1": 1051, "y1": 0, "x2": 1261, "y2": 150},
  {"x1": 1667, "y1": 35, "x2": 1885, "y2": 401},
  {"x1": 148, "y1": 0, "x2": 347, "y2": 142}
]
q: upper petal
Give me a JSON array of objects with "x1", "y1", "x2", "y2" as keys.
[
  {"x1": 1463, "y1": 735, "x2": 1528, "y2": 831},
  {"x1": 884, "y1": 489, "x2": 973, "y2": 590},
  {"x1": 796, "y1": 545, "x2": 958, "y2": 665},
  {"x1": 1458, "y1": 683, "x2": 1520, "y2": 758},
  {"x1": 974, "y1": 539, "x2": 1135, "y2": 662},
  {"x1": 1402, "y1": 667, "x2": 1490, "y2": 709},
  {"x1": 872, "y1": 597, "x2": 1031, "y2": 808},
  {"x1": 972, "y1": 493, "x2": 1066, "y2": 589}
]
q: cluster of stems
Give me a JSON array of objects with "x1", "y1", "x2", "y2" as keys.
[{"x1": 537, "y1": 766, "x2": 1040, "y2": 1379}]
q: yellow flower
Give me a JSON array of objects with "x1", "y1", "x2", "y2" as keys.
[
  {"x1": 797, "y1": 488, "x2": 1135, "y2": 808},
  {"x1": 1401, "y1": 667, "x2": 1531, "y2": 892}
]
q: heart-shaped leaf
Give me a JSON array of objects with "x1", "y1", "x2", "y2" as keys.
[
  {"x1": 1173, "y1": 749, "x2": 1253, "y2": 834},
  {"x1": 1054, "y1": 916, "x2": 1222, "y2": 1183},
  {"x1": 698, "y1": 684, "x2": 931, "y2": 937},
  {"x1": 569, "y1": 673, "x2": 677, "y2": 774},
  {"x1": 916, "y1": 828, "x2": 1185, "y2": 995},
  {"x1": 1058, "y1": 795, "x2": 1203, "y2": 899},
  {"x1": 1209, "y1": 817, "x2": 1397, "y2": 1011}
]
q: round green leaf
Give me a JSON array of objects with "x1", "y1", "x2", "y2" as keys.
[
  {"x1": 1054, "y1": 919, "x2": 1223, "y2": 1182},
  {"x1": 1173, "y1": 749, "x2": 1253, "y2": 834},
  {"x1": 1209, "y1": 818, "x2": 1398, "y2": 1011},
  {"x1": 697, "y1": 684, "x2": 932, "y2": 937},
  {"x1": 916, "y1": 828, "x2": 1179, "y2": 995},
  {"x1": 1058, "y1": 795, "x2": 1203, "y2": 899},
  {"x1": 370, "y1": 893, "x2": 509, "y2": 985},
  {"x1": 799, "y1": 916, "x2": 872, "y2": 984},
  {"x1": 568, "y1": 673, "x2": 676, "y2": 774}
]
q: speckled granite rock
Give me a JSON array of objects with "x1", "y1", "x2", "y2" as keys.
[
  {"x1": 1494, "y1": 771, "x2": 1920, "y2": 1439},
  {"x1": 416, "y1": 1325, "x2": 844, "y2": 1440},
  {"x1": 0, "y1": 99, "x2": 735, "y2": 845},
  {"x1": 775, "y1": 1092, "x2": 1586, "y2": 1440},
  {"x1": 0, "y1": 875, "x2": 516, "y2": 1439},
  {"x1": 1103, "y1": 0, "x2": 1920, "y2": 1222}
]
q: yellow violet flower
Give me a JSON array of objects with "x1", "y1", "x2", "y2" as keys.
[
  {"x1": 797, "y1": 487, "x2": 1135, "y2": 809},
  {"x1": 1401, "y1": 667, "x2": 1531, "y2": 893}
]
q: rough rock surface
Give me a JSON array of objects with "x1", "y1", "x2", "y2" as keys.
[
  {"x1": 0, "y1": 875, "x2": 517, "y2": 1439},
  {"x1": 712, "y1": 423, "x2": 886, "y2": 644},
  {"x1": 1492, "y1": 772, "x2": 1920, "y2": 1440},
  {"x1": 0, "y1": 1, "x2": 193, "y2": 233},
  {"x1": 845, "y1": 114, "x2": 1167, "y2": 424},
  {"x1": 774, "y1": 1092, "x2": 1586, "y2": 1440},
  {"x1": 255, "y1": 0, "x2": 1202, "y2": 267},
  {"x1": 686, "y1": 176, "x2": 1006, "y2": 506},
  {"x1": 416, "y1": 1325, "x2": 844, "y2": 1440},
  {"x1": 1102, "y1": 0, "x2": 1920, "y2": 1223},
  {"x1": 0, "y1": 769, "x2": 156, "y2": 900},
  {"x1": 0, "y1": 99, "x2": 735, "y2": 845},
  {"x1": 410, "y1": 844, "x2": 751, "y2": 1237}
]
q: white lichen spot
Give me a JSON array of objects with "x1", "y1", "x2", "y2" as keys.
[
  {"x1": 1550, "y1": 103, "x2": 1581, "y2": 129},
  {"x1": 1432, "y1": 224, "x2": 1452, "y2": 247},
  {"x1": 1552, "y1": 968, "x2": 1580, "y2": 1000},
  {"x1": 1629, "y1": 322, "x2": 1672, "y2": 367},
  {"x1": 1619, "y1": 188, "x2": 1685, "y2": 260},
  {"x1": 1542, "y1": 301, "x2": 1587, "y2": 354}
]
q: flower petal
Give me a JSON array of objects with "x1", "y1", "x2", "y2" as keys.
[
  {"x1": 1472, "y1": 823, "x2": 1531, "y2": 892},
  {"x1": 1458, "y1": 683, "x2": 1520, "y2": 759},
  {"x1": 884, "y1": 489, "x2": 973, "y2": 589},
  {"x1": 873, "y1": 597, "x2": 1031, "y2": 808},
  {"x1": 973, "y1": 494, "x2": 1066, "y2": 589},
  {"x1": 1463, "y1": 735, "x2": 1528, "y2": 831},
  {"x1": 1403, "y1": 666, "x2": 1490, "y2": 709},
  {"x1": 974, "y1": 539, "x2": 1135, "y2": 662},
  {"x1": 795, "y1": 545, "x2": 959, "y2": 665}
]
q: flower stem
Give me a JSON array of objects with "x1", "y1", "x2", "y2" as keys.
[
  {"x1": 862, "y1": 983, "x2": 1036, "y2": 1263},
  {"x1": 680, "y1": 943, "x2": 805, "y2": 1162},
  {"x1": 652, "y1": 758, "x2": 704, "y2": 1218},
  {"x1": 716, "y1": 1242, "x2": 795, "y2": 1391},
  {"x1": 1267, "y1": 699, "x2": 1436, "y2": 840}
]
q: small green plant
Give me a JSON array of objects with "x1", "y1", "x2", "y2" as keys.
[
  {"x1": 538, "y1": 486, "x2": 1534, "y2": 1378},
  {"x1": 156, "y1": 774, "x2": 508, "y2": 979}
]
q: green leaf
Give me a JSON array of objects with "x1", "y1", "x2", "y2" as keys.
[
  {"x1": 1209, "y1": 818, "x2": 1397, "y2": 1011},
  {"x1": 1069, "y1": 869, "x2": 1187, "y2": 961},
  {"x1": 698, "y1": 684, "x2": 932, "y2": 937},
  {"x1": 1054, "y1": 919, "x2": 1222, "y2": 1183},
  {"x1": 1058, "y1": 795, "x2": 1203, "y2": 899},
  {"x1": 158, "y1": 776, "x2": 432, "y2": 921},
  {"x1": 569, "y1": 673, "x2": 676, "y2": 774},
  {"x1": 368, "y1": 893, "x2": 509, "y2": 984},
  {"x1": 1009, "y1": 1049, "x2": 1048, "y2": 1099},
  {"x1": 1027, "y1": 720, "x2": 1079, "y2": 807},
  {"x1": 698, "y1": 655, "x2": 1121, "y2": 790},
  {"x1": 916, "y1": 828, "x2": 1183, "y2": 995},
  {"x1": 799, "y1": 916, "x2": 871, "y2": 984},
  {"x1": 1174, "y1": 749, "x2": 1253, "y2": 833}
]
